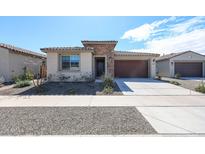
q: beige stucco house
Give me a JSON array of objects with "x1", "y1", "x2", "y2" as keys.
[
  {"x1": 41, "y1": 40, "x2": 159, "y2": 82},
  {"x1": 156, "y1": 51, "x2": 205, "y2": 77},
  {"x1": 0, "y1": 43, "x2": 46, "y2": 82}
]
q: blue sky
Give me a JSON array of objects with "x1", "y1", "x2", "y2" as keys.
[{"x1": 0, "y1": 16, "x2": 205, "y2": 55}]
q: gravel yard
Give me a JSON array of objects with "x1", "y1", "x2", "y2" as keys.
[
  {"x1": 0, "y1": 82, "x2": 122, "y2": 95},
  {"x1": 161, "y1": 77, "x2": 203, "y2": 91},
  {"x1": 0, "y1": 107, "x2": 156, "y2": 135}
]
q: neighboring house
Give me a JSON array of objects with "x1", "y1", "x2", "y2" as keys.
[
  {"x1": 0, "y1": 43, "x2": 46, "y2": 82},
  {"x1": 156, "y1": 51, "x2": 205, "y2": 77},
  {"x1": 41, "y1": 40, "x2": 159, "y2": 82}
]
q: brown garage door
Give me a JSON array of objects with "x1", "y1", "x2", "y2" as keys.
[
  {"x1": 175, "y1": 62, "x2": 202, "y2": 77},
  {"x1": 115, "y1": 60, "x2": 148, "y2": 77}
]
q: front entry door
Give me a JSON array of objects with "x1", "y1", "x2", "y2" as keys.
[{"x1": 95, "y1": 58, "x2": 105, "y2": 77}]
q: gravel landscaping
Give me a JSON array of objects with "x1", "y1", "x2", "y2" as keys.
[
  {"x1": 0, "y1": 82, "x2": 122, "y2": 95},
  {"x1": 0, "y1": 107, "x2": 156, "y2": 135},
  {"x1": 161, "y1": 77, "x2": 204, "y2": 91}
]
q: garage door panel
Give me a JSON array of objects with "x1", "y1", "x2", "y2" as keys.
[
  {"x1": 115, "y1": 60, "x2": 148, "y2": 77},
  {"x1": 175, "y1": 62, "x2": 202, "y2": 77}
]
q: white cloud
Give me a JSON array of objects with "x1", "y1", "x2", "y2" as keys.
[
  {"x1": 122, "y1": 16, "x2": 205, "y2": 55},
  {"x1": 121, "y1": 24, "x2": 153, "y2": 41},
  {"x1": 170, "y1": 16, "x2": 205, "y2": 33},
  {"x1": 121, "y1": 16, "x2": 176, "y2": 41},
  {"x1": 143, "y1": 29, "x2": 205, "y2": 55}
]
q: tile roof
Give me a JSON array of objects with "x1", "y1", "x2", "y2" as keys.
[
  {"x1": 155, "y1": 51, "x2": 205, "y2": 61},
  {"x1": 40, "y1": 46, "x2": 94, "y2": 52},
  {"x1": 0, "y1": 43, "x2": 46, "y2": 59},
  {"x1": 114, "y1": 51, "x2": 160, "y2": 57},
  {"x1": 81, "y1": 40, "x2": 118, "y2": 44}
]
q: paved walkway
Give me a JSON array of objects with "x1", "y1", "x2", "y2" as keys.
[
  {"x1": 0, "y1": 95, "x2": 205, "y2": 107},
  {"x1": 0, "y1": 84, "x2": 14, "y2": 91},
  {"x1": 115, "y1": 78, "x2": 202, "y2": 95}
]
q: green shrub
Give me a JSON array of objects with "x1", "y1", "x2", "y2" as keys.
[
  {"x1": 195, "y1": 83, "x2": 205, "y2": 93},
  {"x1": 103, "y1": 77, "x2": 114, "y2": 88},
  {"x1": 12, "y1": 75, "x2": 21, "y2": 83},
  {"x1": 101, "y1": 76, "x2": 115, "y2": 95},
  {"x1": 103, "y1": 86, "x2": 113, "y2": 94},
  {"x1": 14, "y1": 80, "x2": 31, "y2": 88},
  {"x1": 170, "y1": 81, "x2": 180, "y2": 85},
  {"x1": 175, "y1": 73, "x2": 181, "y2": 79},
  {"x1": 22, "y1": 67, "x2": 34, "y2": 80},
  {"x1": 12, "y1": 68, "x2": 34, "y2": 83},
  {"x1": 24, "y1": 70, "x2": 34, "y2": 80}
]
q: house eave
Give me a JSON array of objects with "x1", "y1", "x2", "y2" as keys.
[
  {"x1": 114, "y1": 51, "x2": 160, "y2": 57},
  {"x1": 156, "y1": 51, "x2": 205, "y2": 62},
  {"x1": 81, "y1": 40, "x2": 118, "y2": 45},
  {"x1": 0, "y1": 43, "x2": 46, "y2": 59},
  {"x1": 40, "y1": 47, "x2": 94, "y2": 53}
]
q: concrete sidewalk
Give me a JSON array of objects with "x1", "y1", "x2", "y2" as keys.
[{"x1": 0, "y1": 95, "x2": 205, "y2": 107}]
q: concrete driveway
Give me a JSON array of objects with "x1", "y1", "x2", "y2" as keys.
[
  {"x1": 115, "y1": 78, "x2": 202, "y2": 96},
  {"x1": 137, "y1": 107, "x2": 205, "y2": 134}
]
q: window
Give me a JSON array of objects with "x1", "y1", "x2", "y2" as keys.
[
  {"x1": 62, "y1": 55, "x2": 80, "y2": 70},
  {"x1": 70, "y1": 55, "x2": 80, "y2": 68},
  {"x1": 62, "y1": 56, "x2": 70, "y2": 70}
]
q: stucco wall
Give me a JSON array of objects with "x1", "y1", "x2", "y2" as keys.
[
  {"x1": 0, "y1": 48, "x2": 44, "y2": 82},
  {"x1": 80, "y1": 52, "x2": 93, "y2": 74},
  {"x1": 47, "y1": 52, "x2": 93, "y2": 81},
  {"x1": 150, "y1": 58, "x2": 157, "y2": 78},
  {"x1": 9, "y1": 51, "x2": 44, "y2": 81},
  {"x1": 0, "y1": 48, "x2": 10, "y2": 82},
  {"x1": 170, "y1": 51, "x2": 205, "y2": 77},
  {"x1": 47, "y1": 52, "x2": 59, "y2": 75},
  {"x1": 156, "y1": 59, "x2": 170, "y2": 77}
]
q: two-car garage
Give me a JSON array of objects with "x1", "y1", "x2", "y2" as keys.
[
  {"x1": 174, "y1": 62, "x2": 203, "y2": 77},
  {"x1": 156, "y1": 51, "x2": 205, "y2": 78},
  {"x1": 114, "y1": 51, "x2": 159, "y2": 78},
  {"x1": 114, "y1": 60, "x2": 148, "y2": 78}
]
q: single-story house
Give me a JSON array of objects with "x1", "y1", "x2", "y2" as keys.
[
  {"x1": 156, "y1": 51, "x2": 205, "y2": 77},
  {"x1": 0, "y1": 43, "x2": 46, "y2": 82},
  {"x1": 41, "y1": 40, "x2": 159, "y2": 82}
]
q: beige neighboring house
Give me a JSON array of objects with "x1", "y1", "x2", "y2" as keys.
[
  {"x1": 0, "y1": 43, "x2": 46, "y2": 82},
  {"x1": 156, "y1": 51, "x2": 205, "y2": 77},
  {"x1": 41, "y1": 40, "x2": 159, "y2": 82}
]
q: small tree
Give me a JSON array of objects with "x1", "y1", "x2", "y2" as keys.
[
  {"x1": 32, "y1": 64, "x2": 47, "y2": 91},
  {"x1": 32, "y1": 73, "x2": 44, "y2": 88}
]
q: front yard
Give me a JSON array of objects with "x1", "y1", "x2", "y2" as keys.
[
  {"x1": 0, "y1": 107, "x2": 156, "y2": 135},
  {"x1": 0, "y1": 81, "x2": 123, "y2": 95},
  {"x1": 161, "y1": 77, "x2": 205, "y2": 93}
]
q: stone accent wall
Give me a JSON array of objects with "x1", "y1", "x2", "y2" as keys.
[{"x1": 83, "y1": 44, "x2": 116, "y2": 77}]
